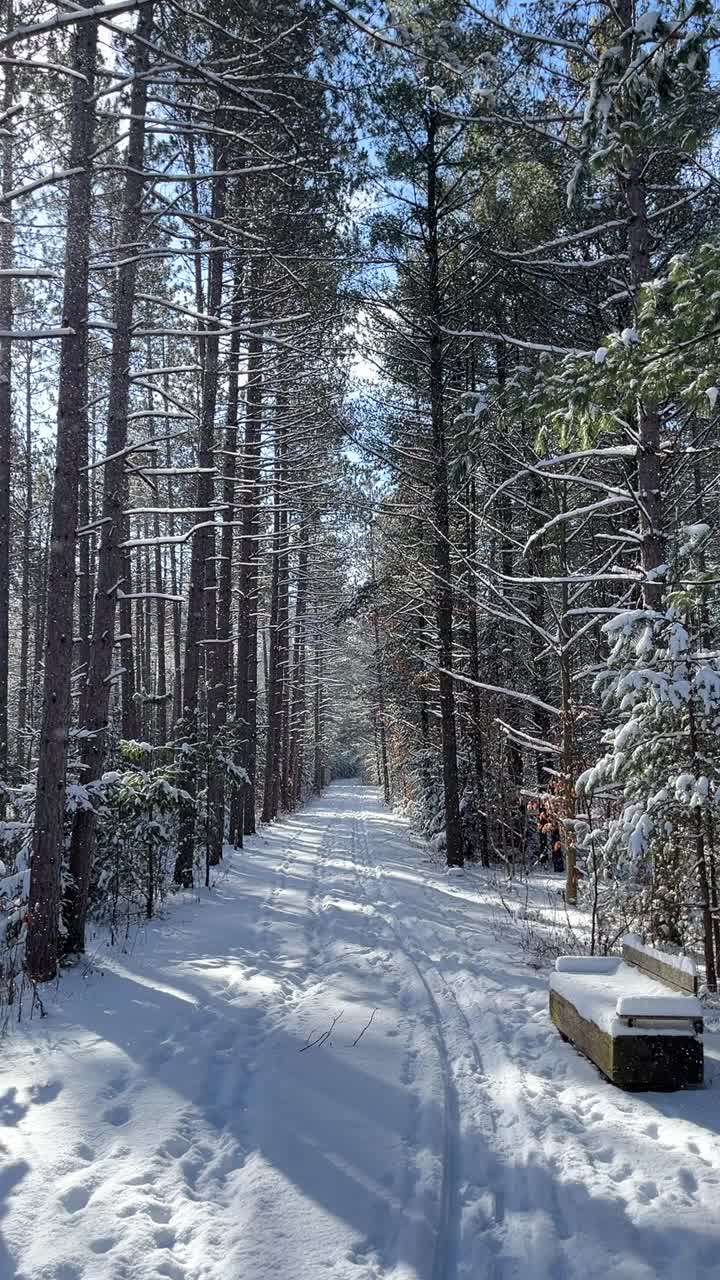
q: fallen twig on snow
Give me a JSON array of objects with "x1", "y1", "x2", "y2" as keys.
[
  {"x1": 352, "y1": 1008, "x2": 378, "y2": 1045},
  {"x1": 300, "y1": 1011, "x2": 343, "y2": 1051}
]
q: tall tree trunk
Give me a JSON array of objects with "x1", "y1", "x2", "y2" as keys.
[
  {"x1": 217, "y1": 285, "x2": 241, "y2": 840},
  {"x1": 17, "y1": 340, "x2": 32, "y2": 757},
  {"x1": 272, "y1": 445, "x2": 290, "y2": 817},
  {"x1": 76, "y1": 429, "x2": 91, "y2": 723},
  {"x1": 165, "y1": 412, "x2": 183, "y2": 726},
  {"x1": 142, "y1": 538, "x2": 153, "y2": 735},
  {"x1": 416, "y1": 604, "x2": 430, "y2": 745},
  {"x1": 119, "y1": 540, "x2": 139, "y2": 740},
  {"x1": 465, "y1": 483, "x2": 489, "y2": 864},
  {"x1": 369, "y1": 523, "x2": 390, "y2": 804},
  {"x1": 494, "y1": 342, "x2": 524, "y2": 855},
  {"x1": 31, "y1": 523, "x2": 50, "y2": 750},
  {"x1": 287, "y1": 514, "x2": 309, "y2": 809},
  {"x1": 616, "y1": 0, "x2": 664, "y2": 603},
  {"x1": 235, "y1": 303, "x2": 262, "y2": 838},
  {"x1": 175, "y1": 147, "x2": 226, "y2": 884},
  {"x1": 313, "y1": 628, "x2": 323, "y2": 794},
  {"x1": 0, "y1": 3, "x2": 14, "y2": 776},
  {"x1": 26, "y1": 5, "x2": 99, "y2": 980},
  {"x1": 625, "y1": 163, "x2": 664, "y2": 605},
  {"x1": 426, "y1": 108, "x2": 463, "y2": 868},
  {"x1": 245, "y1": 570, "x2": 259, "y2": 833},
  {"x1": 558, "y1": 502, "x2": 578, "y2": 904},
  {"x1": 153, "y1": 514, "x2": 167, "y2": 744},
  {"x1": 261, "y1": 403, "x2": 287, "y2": 824},
  {"x1": 63, "y1": 3, "x2": 153, "y2": 955}
]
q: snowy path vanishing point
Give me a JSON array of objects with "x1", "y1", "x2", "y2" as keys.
[{"x1": 2, "y1": 782, "x2": 720, "y2": 1280}]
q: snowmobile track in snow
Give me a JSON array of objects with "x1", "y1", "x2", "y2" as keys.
[{"x1": 350, "y1": 810, "x2": 462, "y2": 1280}]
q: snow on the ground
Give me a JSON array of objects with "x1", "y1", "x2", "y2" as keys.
[{"x1": 2, "y1": 781, "x2": 720, "y2": 1280}]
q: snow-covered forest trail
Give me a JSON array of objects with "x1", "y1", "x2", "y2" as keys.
[{"x1": 3, "y1": 782, "x2": 720, "y2": 1280}]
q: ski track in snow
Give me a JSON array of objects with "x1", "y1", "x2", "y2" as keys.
[{"x1": 2, "y1": 782, "x2": 720, "y2": 1280}]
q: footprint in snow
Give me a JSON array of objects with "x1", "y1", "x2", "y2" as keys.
[
  {"x1": 61, "y1": 1183, "x2": 92, "y2": 1213},
  {"x1": 153, "y1": 1227, "x2": 176, "y2": 1250},
  {"x1": 147, "y1": 1043, "x2": 174, "y2": 1068},
  {"x1": 145, "y1": 1203, "x2": 172, "y2": 1224},
  {"x1": 155, "y1": 1264, "x2": 184, "y2": 1280},
  {"x1": 678, "y1": 1167, "x2": 698, "y2": 1196},
  {"x1": 53, "y1": 1266, "x2": 82, "y2": 1280},
  {"x1": 160, "y1": 1135, "x2": 191, "y2": 1159},
  {"x1": 29, "y1": 1079, "x2": 63, "y2": 1105},
  {"x1": 346, "y1": 1240, "x2": 382, "y2": 1270},
  {"x1": 102, "y1": 1073, "x2": 130, "y2": 1099},
  {"x1": 72, "y1": 1142, "x2": 95, "y2": 1163},
  {"x1": 181, "y1": 1154, "x2": 205, "y2": 1188},
  {"x1": 89, "y1": 1237, "x2": 116, "y2": 1254},
  {"x1": 637, "y1": 1180, "x2": 658, "y2": 1203},
  {"x1": 686, "y1": 1139, "x2": 711, "y2": 1166},
  {"x1": 103, "y1": 1103, "x2": 131, "y2": 1127}
]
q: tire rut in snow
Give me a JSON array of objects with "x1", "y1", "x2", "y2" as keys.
[
  {"x1": 354, "y1": 807, "x2": 575, "y2": 1280},
  {"x1": 349, "y1": 812, "x2": 462, "y2": 1280}
]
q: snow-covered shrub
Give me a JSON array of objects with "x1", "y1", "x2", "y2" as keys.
[
  {"x1": 402, "y1": 746, "x2": 447, "y2": 843},
  {"x1": 172, "y1": 718, "x2": 248, "y2": 881},
  {"x1": 576, "y1": 528, "x2": 720, "y2": 983},
  {"x1": 1, "y1": 749, "x2": 195, "y2": 995},
  {"x1": 0, "y1": 782, "x2": 34, "y2": 1008},
  {"x1": 90, "y1": 762, "x2": 193, "y2": 940},
  {"x1": 0, "y1": 773, "x2": 126, "y2": 1007},
  {"x1": 394, "y1": 745, "x2": 489, "y2": 861}
]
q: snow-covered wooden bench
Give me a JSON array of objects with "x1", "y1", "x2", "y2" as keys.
[{"x1": 549, "y1": 936, "x2": 704, "y2": 1090}]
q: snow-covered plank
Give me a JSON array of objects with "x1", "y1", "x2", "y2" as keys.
[
  {"x1": 622, "y1": 935, "x2": 698, "y2": 994},
  {"x1": 616, "y1": 995, "x2": 703, "y2": 1020}
]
